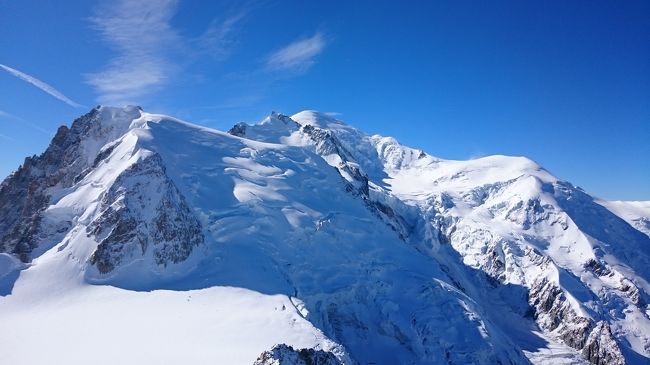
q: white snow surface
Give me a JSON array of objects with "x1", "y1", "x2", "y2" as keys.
[
  {"x1": 596, "y1": 200, "x2": 650, "y2": 237},
  {"x1": 1, "y1": 107, "x2": 649, "y2": 365}
]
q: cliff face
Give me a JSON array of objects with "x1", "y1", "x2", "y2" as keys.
[
  {"x1": 253, "y1": 344, "x2": 343, "y2": 365},
  {"x1": 0, "y1": 107, "x2": 139, "y2": 261},
  {"x1": 87, "y1": 153, "x2": 204, "y2": 276}
]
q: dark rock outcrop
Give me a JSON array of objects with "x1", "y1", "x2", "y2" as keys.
[
  {"x1": 228, "y1": 122, "x2": 247, "y2": 137},
  {"x1": 253, "y1": 344, "x2": 343, "y2": 365},
  {"x1": 0, "y1": 107, "x2": 114, "y2": 261},
  {"x1": 581, "y1": 321, "x2": 626, "y2": 365},
  {"x1": 88, "y1": 153, "x2": 204, "y2": 274},
  {"x1": 526, "y1": 265, "x2": 626, "y2": 364}
]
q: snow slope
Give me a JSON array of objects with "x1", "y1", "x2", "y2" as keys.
[
  {"x1": 0, "y1": 106, "x2": 648, "y2": 364},
  {"x1": 596, "y1": 200, "x2": 650, "y2": 238}
]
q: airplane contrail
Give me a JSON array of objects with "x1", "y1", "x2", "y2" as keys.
[{"x1": 0, "y1": 63, "x2": 83, "y2": 108}]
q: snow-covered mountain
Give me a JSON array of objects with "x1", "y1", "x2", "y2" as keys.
[{"x1": 0, "y1": 106, "x2": 648, "y2": 365}]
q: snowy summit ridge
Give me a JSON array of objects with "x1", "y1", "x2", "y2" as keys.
[{"x1": 0, "y1": 106, "x2": 649, "y2": 365}]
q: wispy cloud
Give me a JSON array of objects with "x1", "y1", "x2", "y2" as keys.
[
  {"x1": 0, "y1": 109, "x2": 50, "y2": 134},
  {"x1": 87, "y1": 1, "x2": 251, "y2": 105},
  {"x1": 197, "y1": 12, "x2": 247, "y2": 61},
  {"x1": 267, "y1": 32, "x2": 326, "y2": 73},
  {"x1": 0, "y1": 133, "x2": 15, "y2": 142},
  {"x1": 192, "y1": 31, "x2": 328, "y2": 113},
  {"x1": 86, "y1": 0, "x2": 182, "y2": 105},
  {"x1": 0, "y1": 64, "x2": 83, "y2": 108}
]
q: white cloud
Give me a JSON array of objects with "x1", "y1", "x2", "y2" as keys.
[
  {"x1": 197, "y1": 13, "x2": 246, "y2": 60},
  {"x1": 87, "y1": 1, "x2": 249, "y2": 105},
  {"x1": 86, "y1": 0, "x2": 182, "y2": 105},
  {"x1": 0, "y1": 64, "x2": 83, "y2": 108},
  {"x1": 267, "y1": 33, "x2": 326, "y2": 72}
]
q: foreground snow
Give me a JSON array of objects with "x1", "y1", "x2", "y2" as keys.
[{"x1": 1, "y1": 286, "x2": 339, "y2": 364}]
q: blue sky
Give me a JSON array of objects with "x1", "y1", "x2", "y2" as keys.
[{"x1": 1, "y1": 0, "x2": 648, "y2": 200}]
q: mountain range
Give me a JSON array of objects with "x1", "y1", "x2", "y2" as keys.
[{"x1": 0, "y1": 106, "x2": 648, "y2": 364}]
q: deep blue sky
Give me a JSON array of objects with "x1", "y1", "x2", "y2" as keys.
[{"x1": 1, "y1": 0, "x2": 648, "y2": 200}]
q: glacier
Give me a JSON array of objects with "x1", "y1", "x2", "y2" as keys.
[{"x1": 0, "y1": 106, "x2": 648, "y2": 364}]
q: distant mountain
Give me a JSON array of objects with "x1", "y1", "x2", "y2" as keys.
[{"x1": 0, "y1": 106, "x2": 648, "y2": 365}]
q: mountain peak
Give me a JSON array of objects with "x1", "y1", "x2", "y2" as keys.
[
  {"x1": 95, "y1": 104, "x2": 143, "y2": 111},
  {"x1": 291, "y1": 110, "x2": 345, "y2": 128},
  {"x1": 269, "y1": 111, "x2": 292, "y2": 121},
  {"x1": 261, "y1": 111, "x2": 296, "y2": 127},
  {"x1": 74, "y1": 105, "x2": 144, "y2": 133}
]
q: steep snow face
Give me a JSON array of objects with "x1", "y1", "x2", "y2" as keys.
[
  {"x1": 130, "y1": 112, "x2": 526, "y2": 364},
  {"x1": 237, "y1": 110, "x2": 649, "y2": 364},
  {"x1": 0, "y1": 107, "x2": 649, "y2": 365}
]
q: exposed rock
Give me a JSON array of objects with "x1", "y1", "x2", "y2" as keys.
[
  {"x1": 438, "y1": 187, "x2": 633, "y2": 365},
  {"x1": 585, "y1": 259, "x2": 613, "y2": 277},
  {"x1": 581, "y1": 321, "x2": 626, "y2": 365},
  {"x1": 253, "y1": 344, "x2": 343, "y2": 365},
  {"x1": 228, "y1": 122, "x2": 247, "y2": 137},
  {"x1": 0, "y1": 107, "x2": 120, "y2": 261},
  {"x1": 270, "y1": 112, "x2": 295, "y2": 124},
  {"x1": 301, "y1": 124, "x2": 350, "y2": 159},
  {"x1": 88, "y1": 153, "x2": 204, "y2": 274},
  {"x1": 527, "y1": 276, "x2": 626, "y2": 364},
  {"x1": 364, "y1": 199, "x2": 411, "y2": 241},
  {"x1": 619, "y1": 278, "x2": 644, "y2": 306},
  {"x1": 504, "y1": 197, "x2": 552, "y2": 230}
]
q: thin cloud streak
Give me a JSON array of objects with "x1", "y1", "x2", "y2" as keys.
[
  {"x1": 86, "y1": 0, "x2": 181, "y2": 105},
  {"x1": 0, "y1": 64, "x2": 83, "y2": 108},
  {"x1": 267, "y1": 33, "x2": 326, "y2": 72},
  {"x1": 0, "y1": 133, "x2": 14, "y2": 142},
  {"x1": 197, "y1": 12, "x2": 247, "y2": 61},
  {"x1": 0, "y1": 109, "x2": 50, "y2": 134}
]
